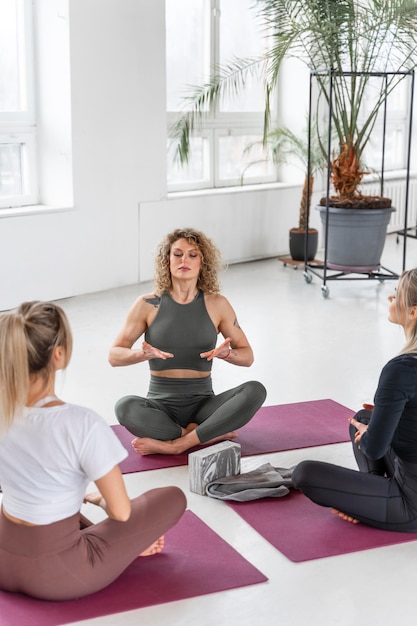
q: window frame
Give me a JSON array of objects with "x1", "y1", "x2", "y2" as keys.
[
  {"x1": 166, "y1": 0, "x2": 278, "y2": 193},
  {"x1": 0, "y1": 0, "x2": 38, "y2": 209}
]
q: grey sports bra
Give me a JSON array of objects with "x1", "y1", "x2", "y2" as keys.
[{"x1": 145, "y1": 290, "x2": 217, "y2": 372}]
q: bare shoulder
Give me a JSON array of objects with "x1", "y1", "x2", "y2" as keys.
[
  {"x1": 204, "y1": 292, "x2": 231, "y2": 308},
  {"x1": 141, "y1": 292, "x2": 162, "y2": 309},
  {"x1": 123, "y1": 292, "x2": 161, "y2": 330},
  {"x1": 113, "y1": 292, "x2": 160, "y2": 347},
  {"x1": 204, "y1": 293, "x2": 235, "y2": 322},
  {"x1": 129, "y1": 292, "x2": 161, "y2": 313}
]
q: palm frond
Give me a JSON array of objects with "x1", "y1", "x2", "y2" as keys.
[
  {"x1": 170, "y1": 56, "x2": 266, "y2": 164},
  {"x1": 172, "y1": 0, "x2": 417, "y2": 198}
]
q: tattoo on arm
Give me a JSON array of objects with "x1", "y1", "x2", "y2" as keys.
[
  {"x1": 233, "y1": 317, "x2": 241, "y2": 329},
  {"x1": 144, "y1": 295, "x2": 161, "y2": 308}
]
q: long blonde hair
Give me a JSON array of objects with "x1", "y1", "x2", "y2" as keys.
[
  {"x1": 396, "y1": 269, "x2": 417, "y2": 354},
  {"x1": 0, "y1": 301, "x2": 72, "y2": 434},
  {"x1": 154, "y1": 228, "x2": 224, "y2": 294}
]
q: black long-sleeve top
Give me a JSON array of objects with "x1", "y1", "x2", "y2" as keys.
[{"x1": 360, "y1": 353, "x2": 417, "y2": 462}]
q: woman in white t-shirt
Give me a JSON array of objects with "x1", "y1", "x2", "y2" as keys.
[{"x1": 0, "y1": 301, "x2": 186, "y2": 601}]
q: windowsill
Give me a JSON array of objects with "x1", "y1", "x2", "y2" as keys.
[
  {"x1": 167, "y1": 180, "x2": 299, "y2": 200},
  {"x1": 0, "y1": 204, "x2": 75, "y2": 219},
  {"x1": 166, "y1": 170, "x2": 417, "y2": 201}
]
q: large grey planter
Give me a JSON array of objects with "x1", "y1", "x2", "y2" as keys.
[{"x1": 316, "y1": 205, "x2": 395, "y2": 271}]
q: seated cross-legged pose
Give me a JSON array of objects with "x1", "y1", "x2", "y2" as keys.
[
  {"x1": 292, "y1": 268, "x2": 417, "y2": 532},
  {"x1": 109, "y1": 227, "x2": 267, "y2": 456},
  {"x1": 0, "y1": 301, "x2": 186, "y2": 601}
]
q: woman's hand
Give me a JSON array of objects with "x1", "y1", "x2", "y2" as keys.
[
  {"x1": 84, "y1": 492, "x2": 106, "y2": 509},
  {"x1": 349, "y1": 417, "x2": 368, "y2": 444},
  {"x1": 90, "y1": 466, "x2": 131, "y2": 522},
  {"x1": 200, "y1": 337, "x2": 232, "y2": 361},
  {"x1": 142, "y1": 341, "x2": 174, "y2": 361}
]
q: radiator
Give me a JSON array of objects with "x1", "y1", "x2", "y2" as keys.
[{"x1": 361, "y1": 174, "x2": 417, "y2": 233}]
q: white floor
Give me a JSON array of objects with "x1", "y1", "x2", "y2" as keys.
[{"x1": 8, "y1": 232, "x2": 417, "y2": 625}]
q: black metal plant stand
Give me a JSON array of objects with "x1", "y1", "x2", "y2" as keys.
[{"x1": 302, "y1": 69, "x2": 414, "y2": 298}]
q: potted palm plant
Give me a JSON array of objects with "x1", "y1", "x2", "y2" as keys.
[
  {"x1": 311, "y1": 66, "x2": 412, "y2": 270},
  {"x1": 171, "y1": 0, "x2": 417, "y2": 270},
  {"x1": 243, "y1": 124, "x2": 325, "y2": 261}
]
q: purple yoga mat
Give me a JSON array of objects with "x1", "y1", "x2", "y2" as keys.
[
  {"x1": 0, "y1": 510, "x2": 267, "y2": 626},
  {"x1": 228, "y1": 491, "x2": 417, "y2": 562},
  {"x1": 113, "y1": 398, "x2": 355, "y2": 473}
]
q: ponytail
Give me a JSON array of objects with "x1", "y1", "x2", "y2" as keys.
[
  {"x1": 0, "y1": 301, "x2": 72, "y2": 435},
  {"x1": 0, "y1": 313, "x2": 30, "y2": 433}
]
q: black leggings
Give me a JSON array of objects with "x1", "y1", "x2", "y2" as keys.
[
  {"x1": 115, "y1": 376, "x2": 267, "y2": 444},
  {"x1": 292, "y1": 409, "x2": 417, "y2": 532}
]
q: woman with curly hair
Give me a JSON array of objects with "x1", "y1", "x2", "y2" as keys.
[{"x1": 110, "y1": 227, "x2": 266, "y2": 455}]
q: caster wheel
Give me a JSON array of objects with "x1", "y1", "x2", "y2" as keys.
[
  {"x1": 321, "y1": 285, "x2": 329, "y2": 298},
  {"x1": 303, "y1": 271, "x2": 312, "y2": 284}
]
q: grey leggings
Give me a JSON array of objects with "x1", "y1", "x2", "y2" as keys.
[
  {"x1": 0, "y1": 486, "x2": 186, "y2": 601},
  {"x1": 292, "y1": 409, "x2": 417, "y2": 531},
  {"x1": 115, "y1": 376, "x2": 267, "y2": 443}
]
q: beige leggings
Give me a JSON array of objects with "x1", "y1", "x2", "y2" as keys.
[{"x1": 0, "y1": 486, "x2": 186, "y2": 601}]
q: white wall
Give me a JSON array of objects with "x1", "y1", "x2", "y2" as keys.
[
  {"x1": 138, "y1": 185, "x2": 319, "y2": 282},
  {"x1": 0, "y1": 0, "x2": 314, "y2": 311}
]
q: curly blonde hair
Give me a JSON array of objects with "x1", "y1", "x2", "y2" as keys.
[{"x1": 154, "y1": 228, "x2": 224, "y2": 294}]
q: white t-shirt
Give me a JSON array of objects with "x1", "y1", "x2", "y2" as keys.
[{"x1": 0, "y1": 403, "x2": 128, "y2": 524}]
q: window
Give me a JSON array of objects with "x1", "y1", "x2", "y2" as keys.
[
  {"x1": 0, "y1": 0, "x2": 37, "y2": 208},
  {"x1": 166, "y1": 0, "x2": 277, "y2": 191},
  {"x1": 361, "y1": 74, "x2": 413, "y2": 174}
]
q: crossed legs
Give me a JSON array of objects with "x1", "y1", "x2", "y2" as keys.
[{"x1": 116, "y1": 380, "x2": 267, "y2": 456}]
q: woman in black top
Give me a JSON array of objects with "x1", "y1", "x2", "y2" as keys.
[
  {"x1": 292, "y1": 268, "x2": 417, "y2": 531},
  {"x1": 109, "y1": 228, "x2": 266, "y2": 456}
]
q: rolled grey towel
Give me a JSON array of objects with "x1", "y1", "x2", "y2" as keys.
[{"x1": 205, "y1": 462, "x2": 294, "y2": 501}]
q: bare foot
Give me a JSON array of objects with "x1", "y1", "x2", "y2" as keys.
[
  {"x1": 131, "y1": 430, "x2": 237, "y2": 456},
  {"x1": 331, "y1": 508, "x2": 360, "y2": 524},
  {"x1": 140, "y1": 536, "x2": 165, "y2": 557},
  {"x1": 183, "y1": 423, "x2": 198, "y2": 434},
  {"x1": 132, "y1": 437, "x2": 182, "y2": 455}
]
